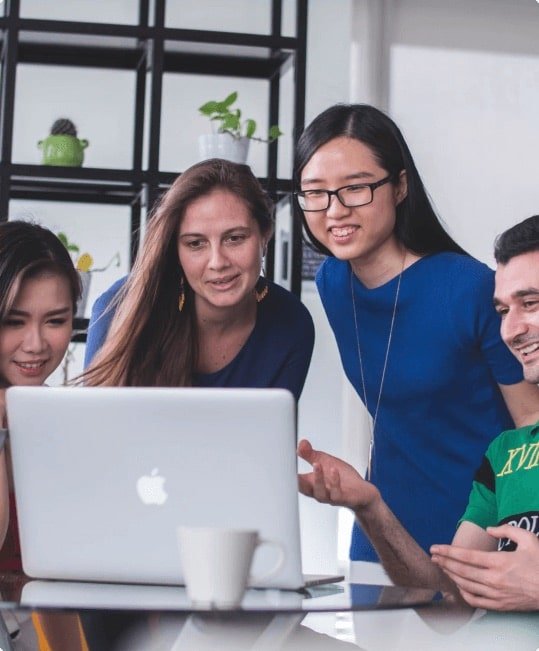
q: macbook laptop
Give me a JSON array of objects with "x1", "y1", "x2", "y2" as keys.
[{"x1": 7, "y1": 386, "x2": 341, "y2": 589}]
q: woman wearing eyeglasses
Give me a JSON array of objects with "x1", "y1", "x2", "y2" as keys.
[{"x1": 294, "y1": 104, "x2": 539, "y2": 581}]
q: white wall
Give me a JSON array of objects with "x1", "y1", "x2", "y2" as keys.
[
  {"x1": 297, "y1": 0, "x2": 355, "y2": 573},
  {"x1": 298, "y1": 0, "x2": 539, "y2": 571},
  {"x1": 321, "y1": 0, "x2": 539, "y2": 570},
  {"x1": 352, "y1": 0, "x2": 539, "y2": 266}
]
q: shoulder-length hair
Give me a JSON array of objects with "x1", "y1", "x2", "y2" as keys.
[
  {"x1": 294, "y1": 104, "x2": 467, "y2": 257},
  {"x1": 82, "y1": 158, "x2": 274, "y2": 387},
  {"x1": 0, "y1": 220, "x2": 81, "y2": 320}
]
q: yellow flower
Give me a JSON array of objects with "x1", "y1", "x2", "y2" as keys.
[{"x1": 76, "y1": 253, "x2": 93, "y2": 272}]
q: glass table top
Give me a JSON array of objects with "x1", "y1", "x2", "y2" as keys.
[
  {"x1": 0, "y1": 574, "x2": 436, "y2": 613},
  {"x1": 0, "y1": 575, "x2": 536, "y2": 650}
]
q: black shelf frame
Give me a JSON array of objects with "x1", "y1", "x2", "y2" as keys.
[{"x1": 0, "y1": 0, "x2": 308, "y2": 296}]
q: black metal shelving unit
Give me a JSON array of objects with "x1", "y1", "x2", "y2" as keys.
[{"x1": 0, "y1": 0, "x2": 308, "y2": 304}]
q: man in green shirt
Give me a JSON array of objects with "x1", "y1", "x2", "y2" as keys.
[{"x1": 299, "y1": 214, "x2": 539, "y2": 611}]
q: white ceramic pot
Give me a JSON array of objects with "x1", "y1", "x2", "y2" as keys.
[
  {"x1": 76, "y1": 271, "x2": 91, "y2": 318},
  {"x1": 198, "y1": 133, "x2": 249, "y2": 164}
]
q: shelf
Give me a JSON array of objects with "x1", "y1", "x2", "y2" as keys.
[
  {"x1": 18, "y1": 41, "x2": 145, "y2": 70},
  {"x1": 162, "y1": 49, "x2": 291, "y2": 79},
  {"x1": 0, "y1": 18, "x2": 145, "y2": 39},
  {"x1": 7, "y1": 164, "x2": 141, "y2": 183},
  {"x1": 4, "y1": 164, "x2": 141, "y2": 203},
  {"x1": 1, "y1": 18, "x2": 302, "y2": 49},
  {"x1": 157, "y1": 170, "x2": 292, "y2": 195},
  {"x1": 0, "y1": 0, "x2": 308, "y2": 295},
  {"x1": 15, "y1": 40, "x2": 291, "y2": 78},
  {"x1": 5, "y1": 165, "x2": 293, "y2": 202},
  {"x1": 72, "y1": 318, "x2": 89, "y2": 344},
  {"x1": 9, "y1": 28, "x2": 295, "y2": 79},
  {"x1": 9, "y1": 181, "x2": 139, "y2": 205}
]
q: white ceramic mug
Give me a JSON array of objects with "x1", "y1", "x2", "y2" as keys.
[{"x1": 177, "y1": 526, "x2": 285, "y2": 608}]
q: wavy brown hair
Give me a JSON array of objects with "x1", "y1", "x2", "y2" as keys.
[{"x1": 82, "y1": 158, "x2": 274, "y2": 387}]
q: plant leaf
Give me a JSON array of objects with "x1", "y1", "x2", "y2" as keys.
[
  {"x1": 57, "y1": 232, "x2": 68, "y2": 247},
  {"x1": 222, "y1": 113, "x2": 240, "y2": 133},
  {"x1": 268, "y1": 125, "x2": 283, "y2": 141},
  {"x1": 222, "y1": 91, "x2": 238, "y2": 108},
  {"x1": 199, "y1": 100, "x2": 219, "y2": 116},
  {"x1": 245, "y1": 119, "x2": 257, "y2": 138}
]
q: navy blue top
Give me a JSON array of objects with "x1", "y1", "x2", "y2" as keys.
[
  {"x1": 316, "y1": 252, "x2": 524, "y2": 562},
  {"x1": 85, "y1": 277, "x2": 315, "y2": 402}
]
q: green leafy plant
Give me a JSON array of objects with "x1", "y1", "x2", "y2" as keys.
[
  {"x1": 57, "y1": 231, "x2": 80, "y2": 257},
  {"x1": 199, "y1": 91, "x2": 283, "y2": 143},
  {"x1": 57, "y1": 231, "x2": 121, "y2": 273},
  {"x1": 57, "y1": 231, "x2": 92, "y2": 271}
]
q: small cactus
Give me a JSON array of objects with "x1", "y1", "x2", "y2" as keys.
[{"x1": 50, "y1": 118, "x2": 77, "y2": 137}]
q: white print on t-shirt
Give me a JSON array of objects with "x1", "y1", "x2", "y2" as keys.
[{"x1": 497, "y1": 513, "x2": 539, "y2": 551}]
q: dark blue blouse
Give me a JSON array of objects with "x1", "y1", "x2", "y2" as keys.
[
  {"x1": 84, "y1": 277, "x2": 314, "y2": 402},
  {"x1": 317, "y1": 252, "x2": 523, "y2": 561}
]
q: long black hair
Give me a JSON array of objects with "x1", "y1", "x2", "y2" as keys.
[{"x1": 294, "y1": 104, "x2": 468, "y2": 258}]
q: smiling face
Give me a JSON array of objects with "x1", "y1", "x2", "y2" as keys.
[
  {"x1": 494, "y1": 250, "x2": 539, "y2": 383},
  {"x1": 0, "y1": 272, "x2": 73, "y2": 387},
  {"x1": 299, "y1": 136, "x2": 407, "y2": 270},
  {"x1": 177, "y1": 189, "x2": 267, "y2": 316}
]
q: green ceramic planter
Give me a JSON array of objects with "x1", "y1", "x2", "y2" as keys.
[{"x1": 38, "y1": 134, "x2": 89, "y2": 167}]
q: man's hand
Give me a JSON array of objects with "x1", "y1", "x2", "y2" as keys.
[
  {"x1": 298, "y1": 439, "x2": 456, "y2": 590},
  {"x1": 297, "y1": 439, "x2": 379, "y2": 513},
  {"x1": 431, "y1": 525, "x2": 539, "y2": 611}
]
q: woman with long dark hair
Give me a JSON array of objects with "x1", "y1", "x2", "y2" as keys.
[
  {"x1": 294, "y1": 104, "x2": 539, "y2": 578},
  {"x1": 0, "y1": 221, "x2": 81, "y2": 563},
  {"x1": 0, "y1": 220, "x2": 85, "y2": 650},
  {"x1": 84, "y1": 158, "x2": 314, "y2": 401}
]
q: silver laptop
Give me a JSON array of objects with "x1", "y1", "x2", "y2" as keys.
[{"x1": 7, "y1": 386, "x2": 329, "y2": 589}]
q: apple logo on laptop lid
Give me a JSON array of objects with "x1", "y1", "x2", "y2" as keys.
[{"x1": 136, "y1": 468, "x2": 168, "y2": 505}]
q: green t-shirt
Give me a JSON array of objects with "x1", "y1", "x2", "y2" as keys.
[{"x1": 460, "y1": 422, "x2": 539, "y2": 551}]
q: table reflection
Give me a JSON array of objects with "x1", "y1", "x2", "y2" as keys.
[
  {"x1": 114, "y1": 613, "x2": 360, "y2": 650},
  {"x1": 0, "y1": 575, "x2": 536, "y2": 650}
]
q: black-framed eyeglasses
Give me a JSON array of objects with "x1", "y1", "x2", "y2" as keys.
[{"x1": 295, "y1": 175, "x2": 393, "y2": 212}]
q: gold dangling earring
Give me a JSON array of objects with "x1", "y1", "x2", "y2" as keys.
[
  {"x1": 178, "y1": 276, "x2": 186, "y2": 312},
  {"x1": 255, "y1": 249, "x2": 269, "y2": 303},
  {"x1": 254, "y1": 277, "x2": 269, "y2": 303}
]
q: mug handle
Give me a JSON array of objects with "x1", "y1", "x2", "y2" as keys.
[
  {"x1": 249, "y1": 538, "x2": 286, "y2": 583},
  {"x1": 80, "y1": 139, "x2": 89, "y2": 148}
]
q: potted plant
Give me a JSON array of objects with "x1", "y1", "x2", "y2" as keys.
[
  {"x1": 38, "y1": 118, "x2": 89, "y2": 167},
  {"x1": 198, "y1": 91, "x2": 282, "y2": 164},
  {"x1": 57, "y1": 232, "x2": 120, "y2": 318}
]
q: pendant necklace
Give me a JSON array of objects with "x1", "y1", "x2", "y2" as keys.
[{"x1": 350, "y1": 252, "x2": 406, "y2": 481}]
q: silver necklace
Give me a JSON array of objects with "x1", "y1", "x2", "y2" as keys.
[{"x1": 350, "y1": 254, "x2": 406, "y2": 480}]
